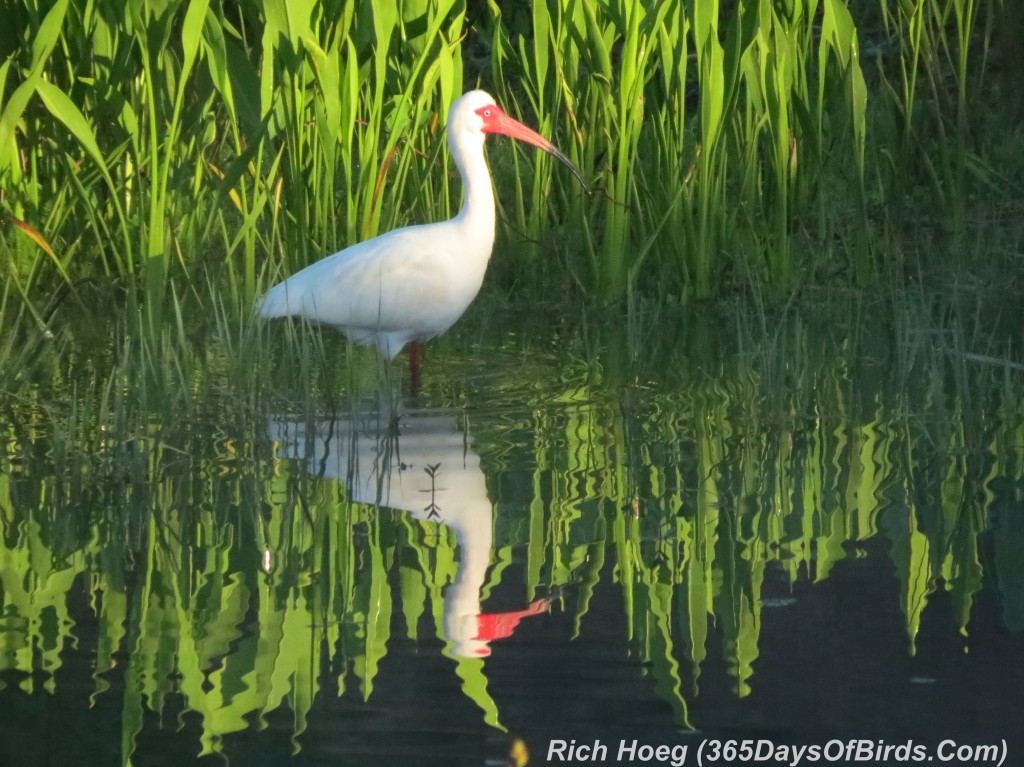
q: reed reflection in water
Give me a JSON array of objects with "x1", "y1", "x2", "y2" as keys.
[
  {"x1": 268, "y1": 411, "x2": 556, "y2": 660},
  {"x1": 1, "y1": 305, "x2": 1024, "y2": 764}
]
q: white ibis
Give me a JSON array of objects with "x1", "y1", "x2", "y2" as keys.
[{"x1": 257, "y1": 90, "x2": 586, "y2": 373}]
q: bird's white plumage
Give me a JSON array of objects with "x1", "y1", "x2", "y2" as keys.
[{"x1": 257, "y1": 90, "x2": 507, "y2": 359}]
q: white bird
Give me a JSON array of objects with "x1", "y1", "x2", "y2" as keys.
[{"x1": 257, "y1": 90, "x2": 586, "y2": 364}]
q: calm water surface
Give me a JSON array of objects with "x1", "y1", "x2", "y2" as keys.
[{"x1": 1, "y1": 302, "x2": 1023, "y2": 766}]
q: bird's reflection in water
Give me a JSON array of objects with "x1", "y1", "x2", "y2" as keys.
[{"x1": 267, "y1": 410, "x2": 553, "y2": 658}]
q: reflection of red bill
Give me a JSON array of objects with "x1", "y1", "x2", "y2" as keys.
[{"x1": 474, "y1": 598, "x2": 551, "y2": 642}]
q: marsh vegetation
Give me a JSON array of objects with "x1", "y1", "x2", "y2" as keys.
[{"x1": 1, "y1": 0, "x2": 1023, "y2": 764}]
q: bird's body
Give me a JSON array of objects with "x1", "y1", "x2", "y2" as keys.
[
  {"x1": 258, "y1": 218, "x2": 493, "y2": 358},
  {"x1": 257, "y1": 90, "x2": 583, "y2": 360}
]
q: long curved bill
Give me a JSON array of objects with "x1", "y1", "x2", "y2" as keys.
[{"x1": 477, "y1": 105, "x2": 591, "y2": 194}]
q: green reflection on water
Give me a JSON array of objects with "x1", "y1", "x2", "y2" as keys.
[{"x1": 1, "y1": 299, "x2": 1023, "y2": 762}]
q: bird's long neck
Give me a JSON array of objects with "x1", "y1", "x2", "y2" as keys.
[{"x1": 451, "y1": 136, "x2": 495, "y2": 244}]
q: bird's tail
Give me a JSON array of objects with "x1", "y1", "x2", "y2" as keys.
[{"x1": 256, "y1": 281, "x2": 294, "y2": 319}]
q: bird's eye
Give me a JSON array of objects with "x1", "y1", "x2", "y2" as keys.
[{"x1": 483, "y1": 109, "x2": 492, "y2": 117}]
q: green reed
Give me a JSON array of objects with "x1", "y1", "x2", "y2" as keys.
[
  {"x1": 877, "y1": 0, "x2": 992, "y2": 236},
  {"x1": 0, "y1": 0, "x2": 468, "y2": 326},
  {"x1": 486, "y1": 0, "x2": 871, "y2": 299},
  {"x1": 0, "y1": 0, "x2": 1019, "y2": 323}
]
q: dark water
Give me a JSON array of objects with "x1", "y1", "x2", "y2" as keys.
[{"x1": 1, "y1": 300, "x2": 1023, "y2": 766}]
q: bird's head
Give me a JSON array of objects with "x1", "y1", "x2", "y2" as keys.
[{"x1": 447, "y1": 90, "x2": 590, "y2": 190}]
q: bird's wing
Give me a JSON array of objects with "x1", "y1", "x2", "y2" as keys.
[{"x1": 260, "y1": 224, "x2": 470, "y2": 334}]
